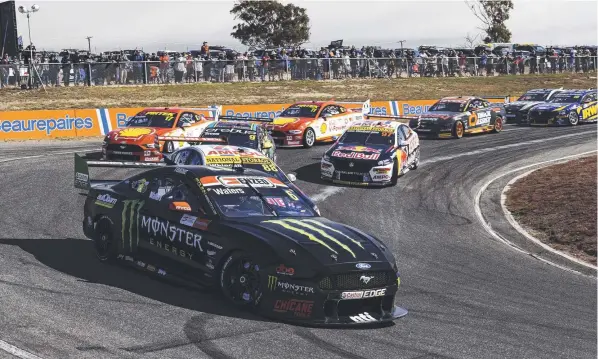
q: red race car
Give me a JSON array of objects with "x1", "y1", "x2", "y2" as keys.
[
  {"x1": 266, "y1": 100, "x2": 370, "y2": 148},
  {"x1": 102, "y1": 106, "x2": 221, "y2": 162}
]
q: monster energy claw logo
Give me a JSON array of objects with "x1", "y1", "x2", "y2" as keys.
[
  {"x1": 262, "y1": 219, "x2": 363, "y2": 258},
  {"x1": 268, "y1": 275, "x2": 278, "y2": 290},
  {"x1": 122, "y1": 200, "x2": 145, "y2": 251}
]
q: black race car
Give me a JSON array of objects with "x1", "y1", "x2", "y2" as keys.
[
  {"x1": 321, "y1": 116, "x2": 420, "y2": 186},
  {"x1": 408, "y1": 96, "x2": 505, "y2": 139},
  {"x1": 503, "y1": 88, "x2": 563, "y2": 124},
  {"x1": 200, "y1": 117, "x2": 277, "y2": 162},
  {"x1": 74, "y1": 154, "x2": 407, "y2": 325}
]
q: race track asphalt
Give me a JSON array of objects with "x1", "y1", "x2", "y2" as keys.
[{"x1": 0, "y1": 125, "x2": 596, "y2": 359}]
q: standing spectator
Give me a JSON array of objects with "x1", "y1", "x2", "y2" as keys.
[
  {"x1": 61, "y1": 54, "x2": 71, "y2": 86},
  {"x1": 40, "y1": 56, "x2": 49, "y2": 85},
  {"x1": 260, "y1": 52, "x2": 270, "y2": 81},
  {"x1": 133, "y1": 50, "x2": 144, "y2": 83},
  {"x1": 246, "y1": 52, "x2": 256, "y2": 81},
  {"x1": 120, "y1": 55, "x2": 130, "y2": 84},
  {"x1": 0, "y1": 54, "x2": 9, "y2": 88},
  {"x1": 185, "y1": 53, "x2": 195, "y2": 82},
  {"x1": 200, "y1": 41, "x2": 209, "y2": 57},
  {"x1": 174, "y1": 53, "x2": 185, "y2": 83},
  {"x1": 479, "y1": 52, "x2": 487, "y2": 76},
  {"x1": 235, "y1": 52, "x2": 246, "y2": 81},
  {"x1": 159, "y1": 52, "x2": 170, "y2": 83},
  {"x1": 203, "y1": 52, "x2": 212, "y2": 82}
]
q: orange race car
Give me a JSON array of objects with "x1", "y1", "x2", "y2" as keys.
[
  {"x1": 266, "y1": 100, "x2": 371, "y2": 148},
  {"x1": 102, "y1": 106, "x2": 221, "y2": 162}
]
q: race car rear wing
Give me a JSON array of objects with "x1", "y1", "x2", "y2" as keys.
[
  {"x1": 334, "y1": 99, "x2": 371, "y2": 114},
  {"x1": 74, "y1": 153, "x2": 166, "y2": 190},
  {"x1": 186, "y1": 106, "x2": 222, "y2": 121},
  {"x1": 364, "y1": 114, "x2": 417, "y2": 124},
  {"x1": 156, "y1": 136, "x2": 227, "y2": 144}
]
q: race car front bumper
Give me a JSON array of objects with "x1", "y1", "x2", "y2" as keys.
[
  {"x1": 413, "y1": 121, "x2": 453, "y2": 138},
  {"x1": 528, "y1": 113, "x2": 568, "y2": 126},
  {"x1": 320, "y1": 159, "x2": 393, "y2": 186},
  {"x1": 270, "y1": 130, "x2": 305, "y2": 148},
  {"x1": 103, "y1": 143, "x2": 163, "y2": 162}
]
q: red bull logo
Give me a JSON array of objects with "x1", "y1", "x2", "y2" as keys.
[{"x1": 336, "y1": 145, "x2": 381, "y2": 153}]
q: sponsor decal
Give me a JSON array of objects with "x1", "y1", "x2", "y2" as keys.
[
  {"x1": 276, "y1": 264, "x2": 295, "y2": 276},
  {"x1": 147, "y1": 265, "x2": 156, "y2": 272},
  {"x1": 207, "y1": 241, "x2": 223, "y2": 250},
  {"x1": 356, "y1": 263, "x2": 371, "y2": 270},
  {"x1": 348, "y1": 125, "x2": 394, "y2": 133},
  {"x1": 211, "y1": 188, "x2": 245, "y2": 195},
  {"x1": 117, "y1": 128, "x2": 154, "y2": 138},
  {"x1": 158, "y1": 269, "x2": 167, "y2": 276},
  {"x1": 141, "y1": 215, "x2": 204, "y2": 253},
  {"x1": 75, "y1": 172, "x2": 89, "y2": 187},
  {"x1": 145, "y1": 157, "x2": 161, "y2": 161},
  {"x1": 175, "y1": 167, "x2": 188, "y2": 174},
  {"x1": 360, "y1": 275, "x2": 374, "y2": 284},
  {"x1": 217, "y1": 176, "x2": 275, "y2": 188},
  {"x1": 373, "y1": 174, "x2": 390, "y2": 180},
  {"x1": 336, "y1": 145, "x2": 381, "y2": 153},
  {"x1": 341, "y1": 289, "x2": 386, "y2": 300},
  {"x1": 170, "y1": 202, "x2": 192, "y2": 212},
  {"x1": 149, "y1": 191, "x2": 163, "y2": 201},
  {"x1": 121, "y1": 200, "x2": 146, "y2": 251},
  {"x1": 144, "y1": 150, "x2": 152, "y2": 157},
  {"x1": 273, "y1": 299, "x2": 314, "y2": 318},
  {"x1": 476, "y1": 111, "x2": 492, "y2": 126},
  {"x1": 331, "y1": 151, "x2": 380, "y2": 161},
  {"x1": 95, "y1": 193, "x2": 118, "y2": 208},
  {"x1": 206, "y1": 259, "x2": 215, "y2": 270},
  {"x1": 125, "y1": 256, "x2": 134, "y2": 262},
  {"x1": 350, "y1": 312, "x2": 377, "y2": 323},
  {"x1": 193, "y1": 218, "x2": 211, "y2": 231},
  {"x1": 136, "y1": 260, "x2": 146, "y2": 269},
  {"x1": 149, "y1": 238, "x2": 196, "y2": 260},
  {"x1": 207, "y1": 250, "x2": 217, "y2": 256},
  {"x1": 180, "y1": 214, "x2": 198, "y2": 227},
  {"x1": 262, "y1": 219, "x2": 364, "y2": 258},
  {"x1": 582, "y1": 105, "x2": 597, "y2": 119}
]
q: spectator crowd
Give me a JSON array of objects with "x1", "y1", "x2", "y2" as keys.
[{"x1": 0, "y1": 41, "x2": 596, "y2": 89}]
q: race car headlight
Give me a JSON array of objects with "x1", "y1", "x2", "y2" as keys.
[
  {"x1": 288, "y1": 130, "x2": 303, "y2": 135},
  {"x1": 146, "y1": 143, "x2": 156, "y2": 149},
  {"x1": 377, "y1": 159, "x2": 392, "y2": 166}
]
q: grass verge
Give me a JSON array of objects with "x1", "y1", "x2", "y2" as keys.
[
  {"x1": 0, "y1": 73, "x2": 595, "y2": 111},
  {"x1": 505, "y1": 156, "x2": 597, "y2": 265}
]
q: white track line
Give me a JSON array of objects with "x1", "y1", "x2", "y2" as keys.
[
  {"x1": 0, "y1": 340, "x2": 44, "y2": 359},
  {"x1": 474, "y1": 150, "x2": 598, "y2": 276},
  {"x1": 501, "y1": 168, "x2": 597, "y2": 271}
]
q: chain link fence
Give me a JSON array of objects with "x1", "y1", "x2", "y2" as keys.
[{"x1": 1, "y1": 56, "x2": 596, "y2": 88}]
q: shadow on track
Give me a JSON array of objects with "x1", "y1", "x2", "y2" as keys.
[{"x1": 0, "y1": 237, "x2": 270, "y2": 324}]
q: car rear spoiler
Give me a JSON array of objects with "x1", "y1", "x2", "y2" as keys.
[
  {"x1": 334, "y1": 99, "x2": 371, "y2": 114},
  {"x1": 156, "y1": 136, "x2": 227, "y2": 144},
  {"x1": 74, "y1": 153, "x2": 166, "y2": 190},
  {"x1": 479, "y1": 96, "x2": 511, "y2": 104},
  {"x1": 218, "y1": 116, "x2": 274, "y2": 123},
  {"x1": 364, "y1": 114, "x2": 417, "y2": 124},
  {"x1": 186, "y1": 106, "x2": 222, "y2": 121}
]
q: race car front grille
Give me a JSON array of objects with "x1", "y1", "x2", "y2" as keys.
[
  {"x1": 528, "y1": 111, "x2": 555, "y2": 124},
  {"x1": 106, "y1": 144, "x2": 143, "y2": 153},
  {"x1": 331, "y1": 159, "x2": 373, "y2": 173},
  {"x1": 270, "y1": 131, "x2": 286, "y2": 138},
  {"x1": 319, "y1": 271, "x2": 395, "y2": 290}
]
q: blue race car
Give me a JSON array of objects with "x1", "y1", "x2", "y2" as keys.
[{"x1": 527, "y1": 89, "x2": 597, "y2": 126}]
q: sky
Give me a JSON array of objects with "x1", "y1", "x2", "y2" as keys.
[{"x1": 9, "y1": 0, "x2": 598, "y2": 53}]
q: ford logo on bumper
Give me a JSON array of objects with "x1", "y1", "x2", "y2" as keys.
[{"x1": 356, "y1": 263, "x2": 371, "y2": 269}]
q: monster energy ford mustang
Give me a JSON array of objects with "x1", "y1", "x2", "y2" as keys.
[
  {"x1": 74, "y1": 155, "x2": 407, "y2": 325},
  {"x1": 503, "y1": 88, "x2": 564, "y2": 124}
]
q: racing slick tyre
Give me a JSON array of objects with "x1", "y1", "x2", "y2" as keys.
[
  {"x1": 568, "y1": 112, "x2": 579, "y2": 126},
  {"x1": 492, "y1": 116, "x2": 504, "y2": 133},
  {"x1": 220, "y1": 251, "x2": 264, "y2": 310},
  {"x1": 452, "y1": 120, "x2": 464, "y2": 139},
  {"x1": 94, "y1": 217, "x2": 117, "y2": 262},
  {"x1": 164, "y1": 141, "x2": 175, "y2": 154},
  {"x1": 391, "y1": 158, "x2": 400, "y2": 186},
  {"x1": 303, "y1": 128, "x2": 316, "y2": 148}
]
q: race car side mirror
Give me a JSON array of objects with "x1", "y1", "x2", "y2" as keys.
[{"x1": 287, "y1": 173, "x2": 297, "y2": 182}]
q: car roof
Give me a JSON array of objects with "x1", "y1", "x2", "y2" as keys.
[
  {"x1": 169, "y1": 165, "x2": 271, "y2": 178},
  {"x1": 559, "y1": 89, "x2": 594, "y2": 95},
  {"x1": 207, "y1": 121, "x2": 257, "y2": 130},
  {"x1": 139, "y1": 107, "x2": 192, "y2": 113},
  {"x1": 439, "y1": 96, "x2": 477, "y2": 102},
  {"x1": 292, "y1": 101, "x2": 330, "y2": 106}
]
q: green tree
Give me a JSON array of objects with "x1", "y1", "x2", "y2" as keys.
[
  {"x1": 230, "y1": 1, "x2": 310, "y2": 49},
  {"x1": 467, "y1": 0, "x2": 514, "y2": 43}
]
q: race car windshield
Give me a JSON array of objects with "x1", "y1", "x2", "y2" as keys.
[
  {"x1": 128, "y1": 112, "x2": 178, "y2": 128},
  {"x1": 279, "y1": 104, "x2": 320, "y2": 118},
  {"x1": 518, "y1": 92, "x2": 550, "y2": 101},
  {"x1": 339, "y1": 131, "x2": 394, "y2": 146},
  {"x1": 428, "y1": 101, "x2": 466, "y2": 112},
  {"x1": 549, "y1": 94, "x2": 583, "y2": 103},
  {"x1": 203, "y1": 182, "x2": 316, "y2": 218}
]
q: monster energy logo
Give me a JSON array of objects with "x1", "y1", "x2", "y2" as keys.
[
  {"x1": 268, "y1": 275, "x2": 278, "y2": 290},
  {"x1": 262, "y1": 219, "x2": 363, "y2": 258},
  {"x1": 121, "y1": 200, "x2": 145, "y2": 251}
]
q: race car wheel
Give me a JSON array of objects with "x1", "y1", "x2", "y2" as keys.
[
  {"x1": 390, "y1": 158, "x2": 399, "y2": 186},
  {"x1": 95, "y1": 217, "x2": 116, "y2": 262},
  {"x1": 220, "y1": 251, "x2": 263, "y2": 309},
  {"x1": 164, "y1": 141, "x2": 175, "y2": 153},
  {"x1": 452, "y1": 120, "x2": 464, "y2": 139},
  {"x1": 492, "y1": 116, "x2": 503, "y2": 133},
  {"x1": 303, "y1": 128, "x2": 316, "y2": 148},
  {"x1": 568, "y1": 112, "x2": 579, "y2": 126}
]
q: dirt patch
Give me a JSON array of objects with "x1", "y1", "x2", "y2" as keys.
[
  {"x1": 0, "y1": 74, "x2": 594, "y2": 111},
  {"x1": 505, "y1": 156, "x2": 597, "y2": 265}
]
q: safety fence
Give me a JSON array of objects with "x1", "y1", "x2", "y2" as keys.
[
  {"x1": 0, "y1": 97, "x2": 517, "y2": 140},
  {"x1": 0, "y1": 56, "x2": 596, "y2": 88}
]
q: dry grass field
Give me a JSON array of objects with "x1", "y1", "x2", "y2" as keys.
[{"x1": 0, "y1": 73, "x2": 595, "y2": 111}]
